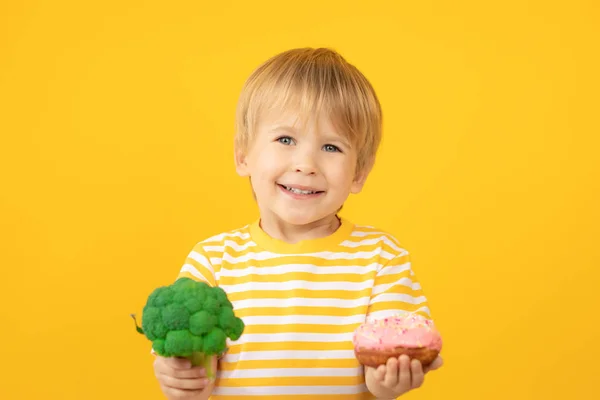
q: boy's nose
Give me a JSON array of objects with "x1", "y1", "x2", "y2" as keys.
[
  {"x1": 291, "y1": 155, "x2": 317, "y2": 175},
  {"x1": 291, "y1": 147, "x2": 318, "y2": 175},
  {"x1": 294, "y1": 164, "x2": 317, "y2": 175}
]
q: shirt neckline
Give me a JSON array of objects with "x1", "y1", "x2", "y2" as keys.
[{"x1": 248, "y1": 216, "x2": 355, "y2": 254}]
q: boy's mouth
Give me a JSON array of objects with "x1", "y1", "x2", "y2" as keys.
[{"x1": 278, "y1": 184, "x2": 324, "y2": 195}]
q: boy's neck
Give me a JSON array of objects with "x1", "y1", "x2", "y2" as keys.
[{"x1": 258, "y1": 214, "x2": 341, "y2": 244}]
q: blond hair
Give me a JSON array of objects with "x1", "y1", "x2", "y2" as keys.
[{"x1": 234, "y1": 47, "x2": 382, "y2": 175}]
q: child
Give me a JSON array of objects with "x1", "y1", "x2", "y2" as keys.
[{"x1": 152, "y1": 47, "x2": 443, "y2": 400}]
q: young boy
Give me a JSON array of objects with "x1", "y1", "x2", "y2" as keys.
[{"x1": 152, "y1": 47, "x2": 443, "y2": 400}]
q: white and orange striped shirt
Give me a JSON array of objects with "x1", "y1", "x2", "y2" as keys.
[{"x1": 177, "y1": 217, "x2": 432, "y2": 400}]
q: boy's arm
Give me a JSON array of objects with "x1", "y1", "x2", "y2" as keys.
[
  {"x1": 365, "y1": 249, "x2": 430, "y2": 321},
  {"x1": 177, "y1": 241, "x2": 218, "y2": 287},
  {"x1": 159, "y1": 242, "x2": 220, "y2": 399},
  {"x1": 363, "y1": 249, "x2": 442, "y2": 398}
]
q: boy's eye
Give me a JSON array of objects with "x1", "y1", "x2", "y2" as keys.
[
  {"x1": 323, "y1": 144, "x2": 341, "y2": 153},
  {"x1": 277, "y1": 136, "x2": 294, "y2": 145}
]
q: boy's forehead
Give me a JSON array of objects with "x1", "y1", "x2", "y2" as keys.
[{"x1": 258, "y1": 107, "x2": 341, "y2": 136}]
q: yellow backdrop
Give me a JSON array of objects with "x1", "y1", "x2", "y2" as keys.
[{"x1": 1, "y1": 1, "x2": 598, "y2": 399}]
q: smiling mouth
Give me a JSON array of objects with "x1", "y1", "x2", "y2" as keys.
[{"x1": 278, "y1": 184, "x2": 324, "y2": 195}]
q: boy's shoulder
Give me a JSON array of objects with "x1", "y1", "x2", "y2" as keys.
[
  {"x1": 348, "y1": 220, "x2": 404, "y2": 242},
  {"x1": 192, "y1": 223, "x2": 253, "y2": 247},
  {"x1": 345, "y1": 219, "x2": 410, "y2": 257}
]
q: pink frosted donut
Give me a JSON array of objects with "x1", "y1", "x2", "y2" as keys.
[{"x1": 352, "y1": 313, "x2": 442, "y2": 367}]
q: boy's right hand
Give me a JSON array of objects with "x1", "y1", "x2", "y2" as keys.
[{"x1": 153, "y1": 355, "x2": 216, "y2": 400}]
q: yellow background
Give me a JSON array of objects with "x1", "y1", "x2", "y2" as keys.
[{"x1": 1, "y1": 1, "x2": 598, "y2": 399}]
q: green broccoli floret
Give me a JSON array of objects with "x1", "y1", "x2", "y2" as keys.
[
  {"x1": 190, "y1": 310, "x2": 217, "y2": 335},
  {"x1": 212, "y1": 286, "x2": 233, "y2": 308},
  {"x1": 131, "y1": 277, "x2": 244, "y2": 378},
  {"x1": 203, "y1": 327, "x2": 227, "y2": 354}
]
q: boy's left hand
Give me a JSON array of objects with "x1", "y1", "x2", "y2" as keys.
[{"x1": 365, "y1": 355, "x2": 443, "y2": 399}]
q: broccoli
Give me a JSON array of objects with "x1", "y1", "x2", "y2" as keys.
[{"x1": 131, "y1": 277, "x2": 244, "y2": 378}]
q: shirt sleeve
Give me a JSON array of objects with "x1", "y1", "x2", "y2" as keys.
[
  {"x1": 150, "y1": 243, "x2": 217, "y2": 357},
  {"x1": 176, "y1": 242, "x2": 217, "y2": 287},
  {"x1": 366, "y1": 250, "x2": 432, "y2": 322}
]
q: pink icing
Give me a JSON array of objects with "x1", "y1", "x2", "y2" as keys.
[{"x1": 353, "y1": 313, "x2": 442, "y2": 351}]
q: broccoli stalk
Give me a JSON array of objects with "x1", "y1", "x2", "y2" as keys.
[
  {"x1": 131, "y1": 277, "x2": 245, "y2": 379},
  {"x1": 189, "y1": 351, "x2": 215, "y2": 376}
]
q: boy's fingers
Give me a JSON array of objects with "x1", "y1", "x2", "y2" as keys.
[
  {"x1": 172, "y1": 367, "x2": 206, "y2": 379},
  {"x1": 155, "y1": 355, "x2": 185, "y2": 369},
  {"x1": 161, "y1": 385, "x2": 202, "y2": 400},
  {"x1": 154, "y1": 359, "x2": 205, "y2": 379},
  {"x1": 424, "y1": 356, "x2": 444, "y2": 373},
  {"x1": 383, "y1": 357, "x2": 399, "y2": 387},
  {"x1": 373, "y1": 365, "x2": 386, "y2": 381},
  {"x1": 410, "y1": 359, "x2": 424, "y2": 388},
  {"x1": 397, "y1": 355, "x2": 411, "y2": 389},
  {"x1": 156, "y1": 364, "x2": 205, "y2": 379},
  {"x1": 160, "y1": 374, "x2": 210, "y2": 391},
  {"x1": 165, "y1": 357, "x2": 192, "y2": 369}
]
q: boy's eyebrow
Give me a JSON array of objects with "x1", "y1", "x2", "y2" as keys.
[
  {"x1": 323, "y1": 135, "x2": 351, "y2": 148},
  {"x1": 269, "y1": 125, "x2": 297, "y2": 134}
]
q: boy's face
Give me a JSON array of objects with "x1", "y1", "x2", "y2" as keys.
[{"x1": 235, "y1": 107, "x2": 370, "y2": 228}]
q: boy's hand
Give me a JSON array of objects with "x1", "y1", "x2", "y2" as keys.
[
  {"x1": 153, "y1": 355, "x2": 216, "y2": 400},
  {"x1": 365, "y1": 355, "x2": 443, "y2": 399}
]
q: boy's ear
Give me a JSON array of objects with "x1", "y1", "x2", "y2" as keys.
[
  {"x1": 350, "y1": 159, "x2": 374, "y2": 194},
  {"x1": 234, "y1": 147, "x2": 250, "y2": 177}
]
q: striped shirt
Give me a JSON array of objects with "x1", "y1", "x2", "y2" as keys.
[{"x1": 177, "y1": 217, "x2": 432, "y2": 400}]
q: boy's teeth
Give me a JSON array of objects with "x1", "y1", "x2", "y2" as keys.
[{"x1": 284, "y1": 185, "x2": 316, "y2": 194}]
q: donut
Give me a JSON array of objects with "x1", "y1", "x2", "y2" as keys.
[{"x1": 352, "y1": 313, "x2": 442, "y2": 368}]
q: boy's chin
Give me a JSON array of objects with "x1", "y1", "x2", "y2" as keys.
[{"x1": 275, "y1": 210, "x2": 337, "y2": 227}]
